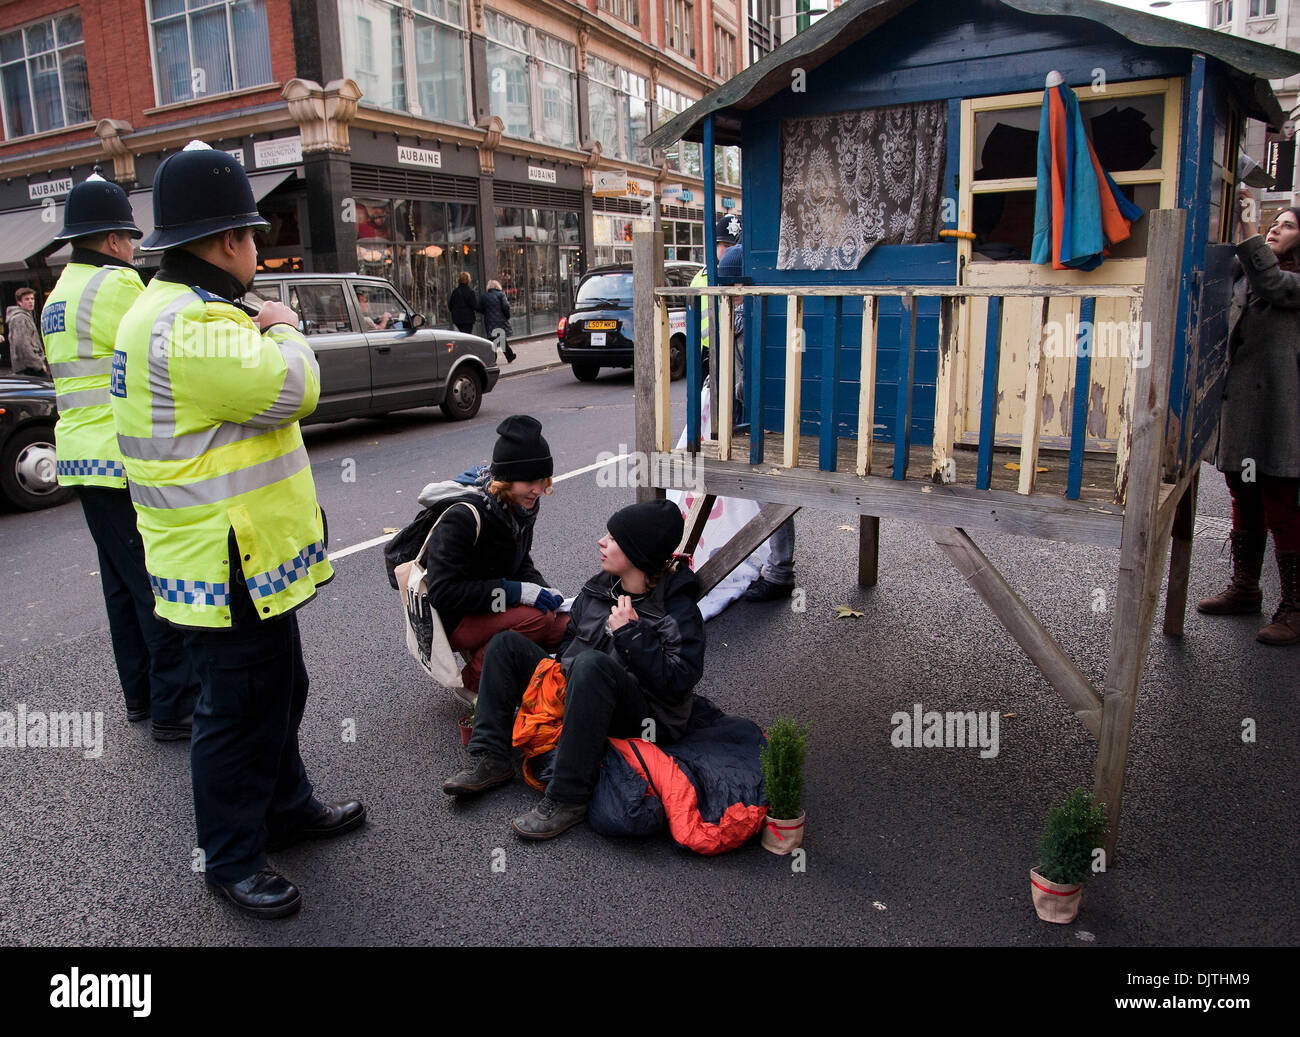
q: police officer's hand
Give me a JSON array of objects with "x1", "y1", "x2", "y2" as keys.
[{"x1": 256, "y1": 300, "x2": 299, "y2": 331}]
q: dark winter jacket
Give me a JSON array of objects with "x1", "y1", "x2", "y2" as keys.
[
  {"x1": 1218, "y1": 235, "x2": 1300, "y2": 478},
  {"x1": 480, "y1": 287, "x2": 512, "y2": 335},
  {"x1": 448, "y1": 284, "x2": 479, "y2": 328},
  {"x1": 422, "y1": 488, "x2": 548, "y2": 633},
  {"x1": 557, "y1": 565, "x2": 705, "y2": 741}
]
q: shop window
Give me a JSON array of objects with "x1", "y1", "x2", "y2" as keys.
[
  {"x1": 591, "y1": 57, "x2": 648, "y2": 164},
  {"x1": 356, "y1": 199, "x2": 394, "y2": 241},
  {"x1": 148, "y1": 0, "x2": 273, "y2": 106},
  {"x1": 484, "y1": 13, "x2": 577, "y2": 149},
  {"x1": 1, "y1": 11, "x2": 90, "y2": 137}
]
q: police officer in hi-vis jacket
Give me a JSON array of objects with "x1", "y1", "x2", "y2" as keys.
[
  {"x1": 44, "y1": 173, "x2": 199, "y2": 740},
  {"x1": 111, "y1": 141, "x2": 365, "y2": 919}
]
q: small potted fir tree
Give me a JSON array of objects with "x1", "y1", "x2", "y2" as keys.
[
  {"x1": 760, "y1": 717, "x2": 809, "y2": 855},
  {"x1": 1031, "y1": 787, "x2": 1110, "y2": 923},
  {"x1": 458, "y1": 699, "x2": 476, "y2": 747}
]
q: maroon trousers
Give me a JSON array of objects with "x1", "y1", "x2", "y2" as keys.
[
  {"x1": 449, "y1": 606, "x2": 569, "y2": 692},
  {"x1": 1226, "y1": 473, "x2": 1300, "y2": 553}
]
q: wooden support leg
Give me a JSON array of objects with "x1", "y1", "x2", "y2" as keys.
[
  {"x1": 858, "y1": 516, "x2": 880, "y2": 587},
  {"x1": 1094, "y1": 209, "x2": 1185, "y2": 863},
  {"x1": 695, "y1": 504, "x2": 800, "y2": 596},
  {"x1": 678, "y1": 494, "x2": 717, "y2": 558},
  {"x1": 1163, "y1": 470, "x2": 1200, "y2": 637}
]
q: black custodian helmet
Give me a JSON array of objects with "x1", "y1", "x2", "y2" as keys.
[
  {"x1": 53, "y1": 173, "x2": 142, "y2": 242},
  {"x1": 141, "y1": 140, "x2": 269, "y2": 251}
]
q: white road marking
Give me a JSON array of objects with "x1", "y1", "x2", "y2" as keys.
[{"x1": 327, "y1": 453, "x2": 631, "y2": 561}]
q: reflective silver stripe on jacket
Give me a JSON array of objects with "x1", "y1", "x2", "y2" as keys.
[
  {"x1": 75, "y1": 268, "x2": 115, "y2": 359},
  {"x1": 117, "y1": 420, "x2": 273, "y2": 463},
  {"x1": 50, "y1": 357, "x2": 113, "y2": 379},
  {"x1": 56, "y1": 387, "x2": 112, "y2": 410},
  {"x1": 146, "y1": 291, "x2": 202, "y2": 439},
  {"x1": 247, "y1": 337, "x2": 316, "y2": 427},
  {"x1": 127, "y1": 444, "x2": 310, "y2": 510}
]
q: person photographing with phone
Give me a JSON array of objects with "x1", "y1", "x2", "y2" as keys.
[{"x1": 1196, "y1": 188, "x2": 1300, "y2": 646}]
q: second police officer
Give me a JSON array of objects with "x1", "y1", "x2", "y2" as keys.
[
  {"x1": 111, "y1": 142, "x2": 365, "y2": 920},
  {"x1": 44, "y1": 173, "x2": 200, "y2": 739}
]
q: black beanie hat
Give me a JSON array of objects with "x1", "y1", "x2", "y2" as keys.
[
  {"x1": 607, "y1": 500, "x2": 684, "y2": 576},
  {"x1": 491, "y1": 415, "x2": 553, "y2": 481}
]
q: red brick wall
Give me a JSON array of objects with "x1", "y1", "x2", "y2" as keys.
[{"x1": 0, "y1": 0, "x2": 297, "y2": 160}]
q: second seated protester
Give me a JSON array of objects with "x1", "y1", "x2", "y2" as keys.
[
  {"x1": 426, "y1": 415, "x2": 569, "y2": 694},
  {"x1": 442, "y1": 499, "x2": 705, "y2": 842}
]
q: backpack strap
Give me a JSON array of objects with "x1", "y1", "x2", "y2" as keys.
[{"x1": 421, "y1": 499, "x2": 481, "y2": 559}]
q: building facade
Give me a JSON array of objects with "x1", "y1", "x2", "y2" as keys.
[
  {"x1": 1212, "y1": 0, "x2": 1300, "y2": 206},
  {"x1": 0, "y1": 0, "x2": 745, "y2": 339}
]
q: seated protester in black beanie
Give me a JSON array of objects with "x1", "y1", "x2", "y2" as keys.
[
  {"x1": 429, "y1": 415, "x2": 568, "y2": 694},
  {"x1": 442, "y1": 499, "x2": 705, "y2": 840}
]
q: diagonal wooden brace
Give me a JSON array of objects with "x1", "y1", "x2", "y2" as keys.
[
  {"x1": 693, "y1": 503, "x2": 801, "y2": 596},
  {"x1": 928, "y1": 525, "x2": 1103, "y2": 738}
]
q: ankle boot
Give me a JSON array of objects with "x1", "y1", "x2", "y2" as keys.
[
  {"x1": 1257, "y1": 551, "x2": 1300, "y2": 646},
  {"x1": 1197, "y1": 532, "x2": 1266, "y2": 615}
]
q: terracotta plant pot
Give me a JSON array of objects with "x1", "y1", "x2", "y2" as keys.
[
  {"x1": 458, "y1": 716, "x2": 473, "y2": 747},
  {"x1": 761, "y1": 811, "x2": 805, "y2": 855},
  {"x1": 1030, "y1": 866, "x2": 1083, "y2": 923}
]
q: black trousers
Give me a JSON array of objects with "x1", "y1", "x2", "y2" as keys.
[
  {"x1": 469, "y1": 630, "x2": 653, "y2": 805},
  {"x1": 76, "y1": 486, "x2": 197, "y2": 723},
  {"x1": 185, "y1": 612, "x2": 318, "y2": 883}
]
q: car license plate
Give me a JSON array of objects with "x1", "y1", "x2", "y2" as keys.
[
  {"x1": 589, "y1": 332, "x2": 607, "y2": 346},
  {"x1": 586, "y1": 320, "x2": 616, "y2": 330}
]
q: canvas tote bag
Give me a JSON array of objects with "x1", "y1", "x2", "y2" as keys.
[{"x1": 395, "y1": 500, "x2": 481, "y2": 694}]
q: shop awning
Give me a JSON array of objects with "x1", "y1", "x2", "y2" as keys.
[{"x1": 0, "y1": 168, "x2": 298, "y2": 273}]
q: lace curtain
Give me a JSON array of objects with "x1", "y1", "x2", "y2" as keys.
[{"x1": 777, "y1": 101, "x2": 948, "y2": 270}]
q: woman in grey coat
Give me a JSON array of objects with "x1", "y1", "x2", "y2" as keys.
[{"x1": 1197, "y1": 203, "x2": 1300, "y2": 646}]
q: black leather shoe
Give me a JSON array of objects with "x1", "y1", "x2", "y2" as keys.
[
  {"x1": 266, "y1": 800, "x2": 367, "y2": 852},
  {"x1": 206, "y1": 867, "x2": 301, "y2": 919},
  {"x1": 442, "y1": 753, "x2": 514, "y2": 796},
  {"x1": 125, "y1": 703, "x2": 150, "y2": 723},
  {"x1": 151, "y1": 714, "x2": 193, "y2": 741},
  {"x1": 742, "y1": 576, "x2": 796, "y2": 602}
]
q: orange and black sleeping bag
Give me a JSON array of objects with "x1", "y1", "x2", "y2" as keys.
[{"x1": 515, "y1": 671, "x2": 769, "y2": 855}]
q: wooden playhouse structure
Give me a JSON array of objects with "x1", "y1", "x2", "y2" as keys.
[{"x1": 630, "y1": 0, "x2": 1300, "y2": 854}]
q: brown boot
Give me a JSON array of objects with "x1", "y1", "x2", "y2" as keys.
[
  {"x1": 1257, "y1": 551, "x2": 1300, "y2": 646},
  {"x1": 1197, "y1": 532, "x2": 1266, "y2": 615}
]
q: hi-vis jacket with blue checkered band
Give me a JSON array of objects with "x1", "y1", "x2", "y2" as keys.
[
  {"x1": 690, "y1": 266, "x2": 711, "y2": 355},
  {"x1": 43, "y1": 261, "x2": 143, "y2": 489},
  {"x1": 110, "y1": 277, "x2": 333, "y2": 629}
]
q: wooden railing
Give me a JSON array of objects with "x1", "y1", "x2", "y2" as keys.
[{"x1": 649, "y1": 281, "x2": 1152, "y2": 506}]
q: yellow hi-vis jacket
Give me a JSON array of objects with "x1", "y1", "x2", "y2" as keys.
[
  {"x1": 110, "y1": 278, "x2": 332, "y2": 628},
  {"x1": 43, "y1": 260, "x2": 143, "y2": 488},
  {"x1": 690, "y1": 266, "x2": 711, "y2": 357}
]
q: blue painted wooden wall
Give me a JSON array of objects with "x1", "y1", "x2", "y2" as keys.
[{"x1": 737, "y1": 0, "x2": 1212, "y2": 455}]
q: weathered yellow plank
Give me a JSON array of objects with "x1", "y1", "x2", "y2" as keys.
[
  {"x1": 782, "y1": 294, "x2": 804, "y2": 468},
  {"x1": 856, "y1": 296, "x2": 877, "y2": 477}
]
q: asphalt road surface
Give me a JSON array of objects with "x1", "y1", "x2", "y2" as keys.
[{"x1": 0, "y1": 364, "x2": 1295, "y2": 947}]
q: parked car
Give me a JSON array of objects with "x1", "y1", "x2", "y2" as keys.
[
  {"x1": 0, "y1": 373, "x2": 71, "y2": 511},
  {"x1": 557, "y1": 260, "x2": 702, "y2": 382},
  {"x1": 249, "y1": 273, "x2": 500, "y2": 422}
]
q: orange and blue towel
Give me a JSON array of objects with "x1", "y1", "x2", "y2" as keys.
[{"x1": 1031, "y1": 82, "x2": 1143, "y2": 271}]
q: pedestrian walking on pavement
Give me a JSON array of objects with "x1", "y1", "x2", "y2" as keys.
[
  {"x1": 448, "y1": 271, "x2": 478, "y2": 334},
  {"x1": 480, "y1": 279, "x2": 517, "y2": 363},
  {"x1": 428, "y1": 415, "x2": 568, "y2": 694},
  {"x1": 443, "y1": 499, "x2": 705, "y2": 842},
  {"x1": 1197, "y1": 196, "x2": 1300, "y2": 646},
  {"x1": 7, "y1": 287, "x2": 47, "y2": 377},
  {"x1": 43, "y1": 172, "x2": 199, "y2": 739},
  {"x1": 112, "y1": 141, "x2": 365, "y2": 920}
]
